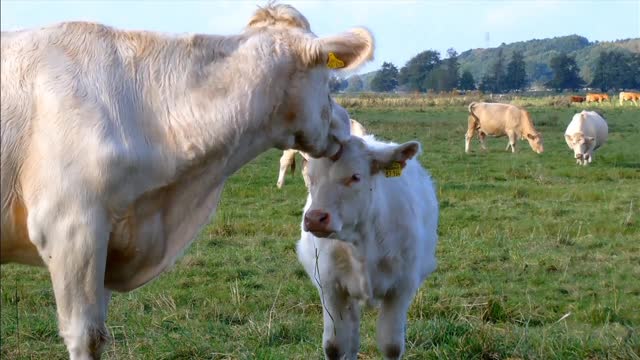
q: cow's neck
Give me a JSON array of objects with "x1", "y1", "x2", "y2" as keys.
[
  {"x1": 149, "y1": 33, "x2": 285, "y2": 180},
  {"x1": 105, "y1": 33, "x2": 286, "y2": 290}
]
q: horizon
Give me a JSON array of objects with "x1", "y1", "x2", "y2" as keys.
[{"x1": 2, "y1": 1, "x2": 639, "y2": 74}]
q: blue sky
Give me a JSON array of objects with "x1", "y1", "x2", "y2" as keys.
[{"x1": 2, "y1": 1, "x2": 639, "y2": 74}]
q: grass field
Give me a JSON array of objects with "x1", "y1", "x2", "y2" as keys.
[{"x1": 1, "y1": 101, "x2": 639, "y2": 359}]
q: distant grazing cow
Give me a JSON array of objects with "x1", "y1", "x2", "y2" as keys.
[
  {"x1": 619, "y1": 91, "x2": 640, "y2": 106},
  {"x1": 465, "y1": 102, "x2": 544, "y2": 154},
  {"x1": 571, "y1": 96, "x2": 585, "y2": 103},
  {"x1": 585, "y1": 93, "x2": 610, "y2": 103},
  {"x1": 277, "y1": 118, "x2": 367, "y2": 188},
  {"x1": 297, "y1": 135, "x2": 438, "y2": 360},
  {"x1": 0, "y1": 4, "x2": 375, "y2": 358},
  {"x1": 564, "y1": 111, "x2": 608, "y2": 166}
]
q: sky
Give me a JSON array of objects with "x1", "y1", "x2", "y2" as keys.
[{"x1": 2, "y1": 0, "x2": 639, "y2": 74}]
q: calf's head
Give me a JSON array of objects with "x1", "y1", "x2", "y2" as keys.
[
  {"x1": 248, "y1": 4, "x2": 374, "y2": 159},
  {"x1": 303, "y1": 136, "x2": 421, "y2": 239}
]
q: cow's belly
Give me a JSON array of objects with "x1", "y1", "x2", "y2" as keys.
[
  {"x1": 479, "y1": 125, "x2": 507, "y2": 137},
  {"x1": 104, "y1": 175, "x2": 224, "y2": 292}
]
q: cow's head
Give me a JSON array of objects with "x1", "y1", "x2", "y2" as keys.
[
  {"x1": 525, "y1": 132, "x2": 544, "y2": 154},
  {"x1": 302, "y1": 136, "x2": 420, "y2": 240},
  {"x1": 246, "y1": 4, "x2": 374, "y2": 159},
  {"x1": 565, "y1": 132, "x2": 594, "y2": 164}
]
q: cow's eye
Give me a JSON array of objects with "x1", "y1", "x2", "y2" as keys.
[{"x1": 344, "y1": 173, "x2": 361, "y2": 186}]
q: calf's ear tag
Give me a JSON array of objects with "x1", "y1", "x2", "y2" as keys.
[
  {"x1": 384, "y1": 161, "x2": 403, "y2": 178},
  {"x1": 327, "y1": 52, "x2": 345, "y2": 69}
]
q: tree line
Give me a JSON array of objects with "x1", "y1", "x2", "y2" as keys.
[{"x1": 336, "y1": 48, "x2": 640, "y2": 94}]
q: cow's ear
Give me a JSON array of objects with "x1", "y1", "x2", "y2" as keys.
[
  {"x1": 527, "y1": 133, "x2": 537, "y2": 140},
  {"x1": 370, "y1": 141, "x2": 421, "y2": 173},
  {"x1": 585, "y1": 136, "x2": 595, "y2": 144},
  {"x1": 299, "y1": 28, "x2": 374, "y2": 71},
  {"x1": 565, "y1": 134, "x2": 573, "y2": 143}
]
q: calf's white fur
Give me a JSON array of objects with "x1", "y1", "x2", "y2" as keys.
[{"x1": 297, "y1": 135, "x2": 439, "y2": 360}]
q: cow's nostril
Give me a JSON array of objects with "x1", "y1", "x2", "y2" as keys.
[{"x1": 319, "y1": 213, "x2": 329, "y2": 224}]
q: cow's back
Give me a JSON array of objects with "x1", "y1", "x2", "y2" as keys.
[
  {"x1": 470, "y1": 102, "x2": 524, "y2": 136},
  {"x1": 565, "y1": 111, "x2": 608, "y2": 148}
]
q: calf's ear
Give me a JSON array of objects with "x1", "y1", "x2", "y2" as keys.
[
  {"x1": 296, "y1": 28, "x2": 375, "y2": 71},
  {"x1": 371, "y1": 141, "x2": 421, "y2": 173}
]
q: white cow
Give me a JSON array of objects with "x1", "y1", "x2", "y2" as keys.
[
  {"x1": 564, "y1": 110, "x2": 608, "y2": 165},
  {"x1": 297, "y1": 135, "x2": 439, "y2": 360},
  {"x1": 276, "y1": 118, "x2": 367, "y2": 188},
  {"x1": 0, "y1": 4, "x2": 375, "y2": 359}
]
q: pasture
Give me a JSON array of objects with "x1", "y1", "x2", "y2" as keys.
[{"x1": 1, "y1": 100, "x2": 639, "y2": 359}]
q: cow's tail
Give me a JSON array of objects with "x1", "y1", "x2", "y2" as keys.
[
  {"x1": 467, "y1": 102, "x2": 480, "y2": 128},
  {"x1": 468, "y1": 102, "x2": 477, "y2": 115}
]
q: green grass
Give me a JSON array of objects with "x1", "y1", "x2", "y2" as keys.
[{"x1": 2, "y1": 104, "x2": 639, "y2": 359}]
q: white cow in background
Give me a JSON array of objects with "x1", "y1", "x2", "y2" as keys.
[
  {"x1": 276, "y1": 118, "x2": 367, "y2": 188},
  {"x1": 564, "y1": 111, "x2": 608, "y2": 165},
  {"x1": 0, "y1": 3, "x2": 375, "y2": 359},
  {"x1": 297, "y1": 135, "x2": 439, "y2": 360}
]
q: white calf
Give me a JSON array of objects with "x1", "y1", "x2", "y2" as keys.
[{"x1": 297, "y1": 135, "x2": 439, "y2": 360}]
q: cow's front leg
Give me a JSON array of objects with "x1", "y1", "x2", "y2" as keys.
[
  {"x1": 376, "y1": 289, "x2": 415, "y2": 360},
  {"x1": 30, "y1": 203, "x2": 111, "y2": 360},
  {"x1": 320, "y1": 288, "x2": 361, "y2": 360}
]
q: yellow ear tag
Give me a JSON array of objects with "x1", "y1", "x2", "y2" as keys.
[
  {"x1": 384, "y1": 162, "x2": 403, "y2": 178},
  {"x1": 327, "y1": 52, "x2": 345, "y2": 69}
]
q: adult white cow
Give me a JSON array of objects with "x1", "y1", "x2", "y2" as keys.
[
  {"x1": 297, "y1": 135, "x2": 439, "y2": 360},
  {"x1": 276, "y1": 118, "x2": 367, "y2": 188},
  {"x1": 0, "y1": 4, "x2": 374, "y2": 359},
  {"x1": 564, "y1": 110, "x2": 608, "y2": 165}
]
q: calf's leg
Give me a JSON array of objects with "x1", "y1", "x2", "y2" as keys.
[
  {"x1": 376, "y1": 289, "x2": 415, "y2": 360},
  {"x1": 320, "y1": 289, "x2": 361, "y2": 360}
]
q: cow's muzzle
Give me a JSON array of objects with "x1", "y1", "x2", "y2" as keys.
[{"x1": 304, "y1": 209, "x2": 333, "y2": 237}]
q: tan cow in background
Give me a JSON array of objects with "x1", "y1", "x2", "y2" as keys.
[
  {"x1": 277, "y1": 118, "x2": 367, "y2": 189},
  {"x1": 619, "y1": 91, "x2": 640, "y2": 106},
  {"x1": 465, "y1": 102, "x2": 544, "y2": 154},
  {"x1": 0, "y1": 4, "x2": 375, "y2": 359},
  {"x1": 585, "y1": 93, "x2": 610, "y2": 103}
]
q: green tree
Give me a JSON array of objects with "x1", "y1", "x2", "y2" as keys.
[
  {"x1": 459, "y1": 70, "x2": 476, "y2": 90},
  {"x1": 370, "y1": 62, "x2": 399, "y2": 92},
  {"x1": 398, "y1": 50, "x2": 441, "y2": 92},
  {"x1": 505, "y1": 51, "x2": 527, "y2": 91},
  {"x1": 590, "y1": 51, "x2": 637, "y2": 91},
  {"x1": 443, "y1": 48, "x2": 460, "y2": 90},
  {"x1": 345, "y1": 75, "x2": 363, "y2": 92},
  {"x1": 423, "y1": 67, "x2": 447, "y2": 92},
  {"x1": 546, "y1": 53, "x2": 584, "y2": 91},
  {"x1": 479, "y1": 48, "x2": 506, "y2": 93}
]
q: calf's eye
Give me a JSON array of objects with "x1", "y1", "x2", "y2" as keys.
[{"x1": 344, "y1": 173, "x2": 361, "y2": 186}]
